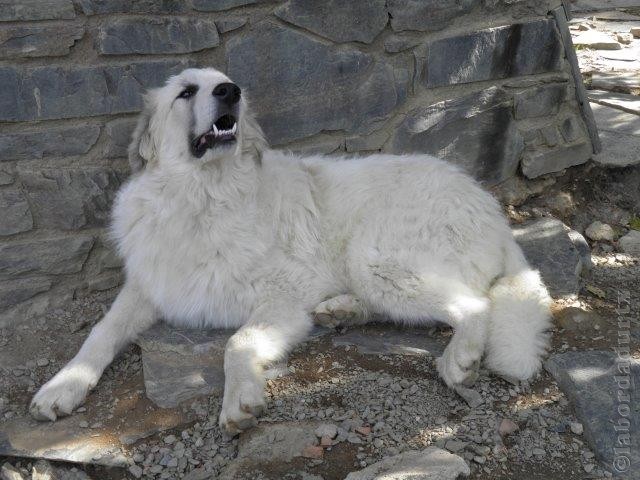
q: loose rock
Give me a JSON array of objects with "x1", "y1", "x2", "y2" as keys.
[
  {"x1": 344, "y1": 447, "x2": 470, "y2": 480},
  {"x1": 585, "y1": 221, "x2": 615, "y2": 242}
]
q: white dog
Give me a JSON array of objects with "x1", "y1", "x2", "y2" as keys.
[{"x1": 30, "y1": 68, "x2": 551, "y2": 433}]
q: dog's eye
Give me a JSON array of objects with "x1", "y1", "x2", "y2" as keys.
[{"x1": 177, "y1": 85, "x2": 198, "y2": 99}]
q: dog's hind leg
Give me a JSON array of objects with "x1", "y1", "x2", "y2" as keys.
[
  {"x1": 219, "y1": 298, "x2": 312, "y2": 434},
  {"x1": 30, "y1": 281, "x2": 156, "y2": 421},
  {"x1": 313, "y1": 294, "x2": 369, "y2": 329},
  {"x1": 352, "y1": 265, "x2": 489, "y2": 388}
]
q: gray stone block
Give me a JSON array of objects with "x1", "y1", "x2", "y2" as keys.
[
  {"x1": 390, "y1": 87, "x2": 523, "y2": 185},
  {"x1": 215, "y1": 17, "x2": 247, "y2": 33},
  {"x1": 0, "y1": 61, "x2": 187, "y2": 122},
  {"x1": 0, "y1": 125, "x2": 100, "y2": 161},
  {"x1": 0, "y1": 235, "x2": 94, "y2": 278},
  {"x1": 275, "y1": 0, "x2": 387, "y2": 44},
  {"x1": 0, "y1": 0, "x2": 75, "y2": 21},
  {"x1": 384, "y1": 34, "x2": 422, "y2": 53},
  {"x1": 0, "y1": 190, "x2": 33, "y2": 236},
  {"x1": 521, "y1": 142, "x2": 592, "y2": 178},
  {"x1": 136, "y1": 323, "x2": 232, "y2": 408},
  {"x1": 0, "y1": 277, "x2": 51, "y2": 310},
  {"x1": 21, "y1": 168, "x2": 125, "y2": 230},
  {"x1": 104, "y1": 118, "x2": 136, "y2": 158},
  {"x1": 227, "y1": 22, "x2": 398, "y2": 145},
  {"x1": 545, "y1": 351, "x2": 639, "y2": 479},
  {"x1": 332, "y1": 325, "x2": 447, "y2": 357},
  {"x1": 415, "y1": 20, "x2": 563, "y2": 88},
  {"x1": 98, "y1": 18, "x2": 219, "y2": 55},
  {"x1": 0, "y1": 24, "x2": 84, "y2": 59},
  {"x1": 592, "y1": 102, "x2": 640, "y2": 168},
  {"x1": 192, "y1": 0, "x2": 259, "y2": 11},
  {"x1": 78, "y1": 0, "x2": 187, "y2": 14},
  {"x1": 513, "y1": 218, "x2": 586, "y2": 297},
  {"x1": 387, "y1": 0, "x2": 477, "y2": 32},
  {"x1": 558, "y1": 115, "x2": 586, "y2": 143},
  {"x1": 0, "y1": 166, "x2": 13, "y2": 185},
  {"x1": 514, "y1": 84, "x2": 567, "y2": 120}
]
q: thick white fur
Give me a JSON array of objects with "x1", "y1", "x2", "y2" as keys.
[{"x1": 30, "y1": 68, "x2": 551, "y2": 432}]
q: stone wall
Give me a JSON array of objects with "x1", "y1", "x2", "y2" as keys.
[{"x1": 0, "y1": 0, "x2": 597, "y2": 326}]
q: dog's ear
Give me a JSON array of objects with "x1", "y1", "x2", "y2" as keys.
[{"x1": 128, "y1": 91, "x2": 159, "y2": 173}]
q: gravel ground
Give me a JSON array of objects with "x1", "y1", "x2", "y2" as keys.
[{"x1": 1, "y1": 164, "x2": 638, "y2": 480}]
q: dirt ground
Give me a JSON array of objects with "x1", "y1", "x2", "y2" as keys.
[{"x1": 1, "y1": 161, "x2": 638, "y2": 480}]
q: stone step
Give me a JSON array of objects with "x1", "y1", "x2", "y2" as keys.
[
  {"x1": 591, "y1": 71, "x2": 640, "y2": 93},
  {"x1": 589, "y1": 89, "x2": 640, "y2": 115},
  {"x1": 591, "y1": 101, "x2": 640, "y2": 167}
]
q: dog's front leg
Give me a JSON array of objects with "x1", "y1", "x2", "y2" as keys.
[
  {"x1": 219, "y1": 299, "x2": 312, "y2": 434},
  {"x1": 30, "y1": 281, "x2": 156, "y2": 421}
]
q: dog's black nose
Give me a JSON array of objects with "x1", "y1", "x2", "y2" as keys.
[{"x1": 213, "y1": 82, "x2": 241, "y2": 105}]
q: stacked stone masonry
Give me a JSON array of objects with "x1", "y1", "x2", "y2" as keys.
[{"x1": 0, "y1": 0, "x2": 596, "y2": 326}]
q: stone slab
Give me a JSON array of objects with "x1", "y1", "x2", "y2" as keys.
[
  {"x1": 332, "y1": 324, "x2": 447, "y2": 357},
  {"x1": 521, "y1": 141, "x2": 593, "y2": 178},
  {"x1": 591, "y1": 102, "x2": 640, "y2": 167},
  {"x1": 0, "y1": 61, "x2": 187, "y2": 122},
  {"x1": 136, "y1": 323, "x2": 232, "y2": 408},
  {"x1": 415, "y1": 20, "x2": 563, "y2": 88},
  {"x1": 512, "y1": 218, "x2": 588, "y2": 297},
  {"x1": 98, "y1": 18, "x2": 219, "y2": 55},
  {"x1": 78, "y1": 0, "x2": 187, "y2": 14},
  {"x1": 0, "y1": 125, "x2": 100, "y2": 161},
  {"x1": 619, "y1": 230, "x2": 640, "y2": 256},
  {"x1": 0, "y1": 417, "x2": 128, "y2": 467},
  {"x1": 0, "y1": 24, "x2": 84, "y2": 59},
  {"x1": 135, "y1": 322, "x2": 322, "y2": 408},
  {"x1": 21, "y1": 168, "x2": 125, "y2": 230},
  {"x1": 592, "y1": 102, "x2": 640, "y2": 136},
  {"x1": 227, "y1": 21, "x2": 398, "y2": 145},
  {"x1": 192, "y1": 0, "x2": 260, "y2": 11},
  {"x1": 0, "y1": 190, "x2": 32, "y2": 236},
  {"x1": 591, "y1": 72, "x2": 640, "y2": 93},
  {"x1": 104, "y1": 118, "x2": 136, "y2": 158},
  {"x1": 588, "y1": 90, "x2": 640, "y2": 115},
  {"x1": 571, "y1": 0, "x2": 640, "y2": 12},
  {"x1": 387, "y1": 0, "x2": 477, "y2": 32},
  {"x1": 344, "y1": 447, "x2": 470, "y2": 480},
  {"x1": 545, "y1": 351, "x2": 639, "y2": 478},
  {"x1": 390, "y1": 87, "x2": 523, "y2": 185},
  {"x1": 274, "y1": 0, "x2": 388, "y2": 44},
  {"x1": 0, "y1": 0, "x2": 75, "y2": 21},
  {"x1": 514, "y1": 83, "x2": 567, "y2": 120},
  {"x1": 573, "y1": 30, "x2": 622, "y2": 49},
  {"x1": 0, "y1": 393, "x2": 193, "y2": 468},
  {"x1": 0, "y1": 235, "x2": 94, "y2": 279}
]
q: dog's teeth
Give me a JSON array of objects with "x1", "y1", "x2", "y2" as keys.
[
  {"x1": 232, "y1": 123, "x2": 237, "y2": 135},
  {"x1": 212, "y1": 124, "x2": 219, "y2": 137}
]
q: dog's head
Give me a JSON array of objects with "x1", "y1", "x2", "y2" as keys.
[{"x1": 128, "y1": 67, "x2": 267, "y2": 172}]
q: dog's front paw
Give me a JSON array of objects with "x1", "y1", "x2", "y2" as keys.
[
  {"x1": 30, "y1": 366, "x2": 95, "y2": 421},
  {"x1": 436, "y1": 337, "x2": 482, "y2": 389},
  {"x1": 219, "y1": 379, "x2": 265, "y2": 435}
]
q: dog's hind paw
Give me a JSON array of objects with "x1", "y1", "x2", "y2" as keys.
[
  {"x1": 436, "y1": 336, "x2": 482, "y2": 389},
  {"x1": 313, "y1": 294, "x2": 367, "y2": 329},
  {"x1": 219, "y1": 379, "x2": 265, "y2": 435}
]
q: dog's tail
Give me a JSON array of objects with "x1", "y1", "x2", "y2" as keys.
[{"x1": 485, "y1": 240, "x2": 552, "y2": 381}]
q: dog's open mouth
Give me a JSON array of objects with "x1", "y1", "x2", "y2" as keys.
[{"x1": 191, "y1": 114, "x2": 238, "y2": 158}]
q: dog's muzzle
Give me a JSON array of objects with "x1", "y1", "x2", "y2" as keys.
[{"x1": 191, "y1": 114, "x2": 238, "y2": 158}]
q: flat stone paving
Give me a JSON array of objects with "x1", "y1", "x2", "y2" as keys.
[{"x1": 545, "y1": 351, "x2": 640, "y2": 479}]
